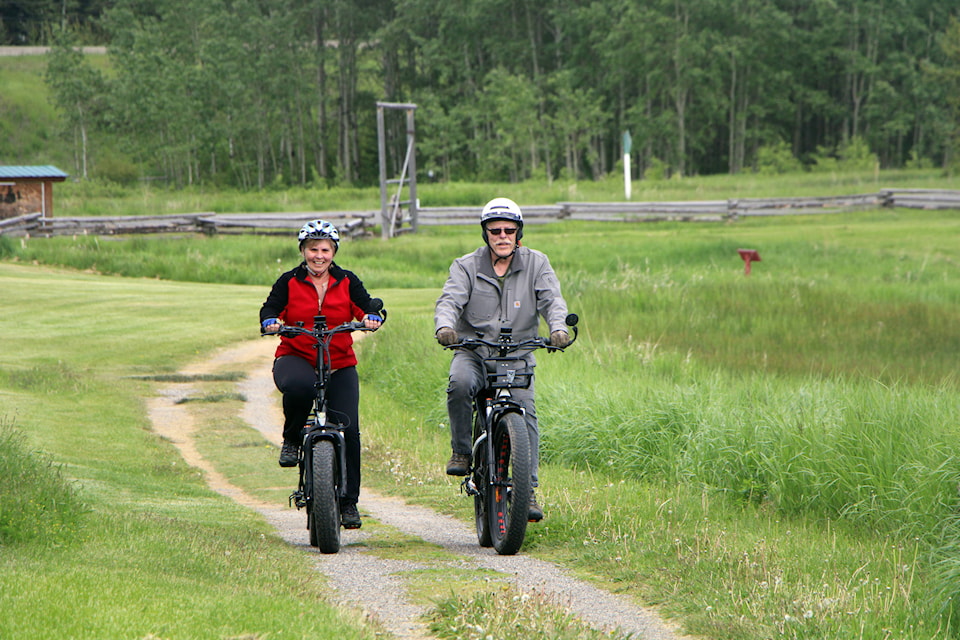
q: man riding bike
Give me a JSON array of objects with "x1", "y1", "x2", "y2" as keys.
[{"x1": 434, "y1": 197, "x2": 571, "y2": 522}]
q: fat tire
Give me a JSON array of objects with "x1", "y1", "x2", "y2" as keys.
[
  {"x1": 487, "y1": 411, "x2": 531, "y2": 555},
  {"x1": 309, "y1": 439, "x2": 341, "y2": 553}
]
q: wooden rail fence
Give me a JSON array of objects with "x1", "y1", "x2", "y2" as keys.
[
  {"x1": 0, "y1": 211, "x2": 376, "y2": 239},
  {"x1": 0, "y1": 188, "x2": 957, "y2": 238}
]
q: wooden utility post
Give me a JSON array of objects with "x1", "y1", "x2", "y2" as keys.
[{"x1": 376, "y1": 102, "x2": 418, "y2": 239}]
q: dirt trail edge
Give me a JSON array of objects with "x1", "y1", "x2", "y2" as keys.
[{"x1": 147, "y1": 339, "x2": 686, "y2": 640}]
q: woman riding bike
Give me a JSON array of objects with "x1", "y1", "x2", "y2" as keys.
[{"x1": 260, "y1": 219, "x2": 383, "y2": 529}]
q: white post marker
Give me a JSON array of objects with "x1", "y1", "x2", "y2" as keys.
[{"x1": 623, "y1": 130, "x2": 632, "y2": 200}]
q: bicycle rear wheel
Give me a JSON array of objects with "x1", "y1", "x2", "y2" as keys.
[
  {"x1": 309, "y1": 439, "x2": 341, "y2": 553},
  {"x1": 487, "y1": 411, "x2": 531, "y2": 555}
]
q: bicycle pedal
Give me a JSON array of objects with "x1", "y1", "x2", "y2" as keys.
[
  {"x1": 461, "y1": 477, "x2": 479, "y2": 496},
  {"x1": 289, "y1": 490, "x2": 306, "y2": 510}
]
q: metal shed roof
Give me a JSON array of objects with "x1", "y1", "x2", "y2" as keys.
[{"x1": 0, "y1": 165, "x2": 69, "y2": 179}]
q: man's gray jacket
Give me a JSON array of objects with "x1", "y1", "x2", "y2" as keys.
[{"x1": 434, "y1": 245, "x2": 569, "y2": 348}]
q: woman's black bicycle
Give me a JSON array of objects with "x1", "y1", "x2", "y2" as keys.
[
  {"x1": 445, "y1": 314, "x2": 578, "y2": 555},
  {"x1": 268, "y1": 300, "x2": 384, "y2": 554}
]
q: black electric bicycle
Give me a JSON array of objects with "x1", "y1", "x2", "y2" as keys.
[
  {"x1": 445, "y1": 313, "x2": 578, "y2": 555},
  {"x1": 269, "y1": 300, "x2": 384, "y2": 554}
]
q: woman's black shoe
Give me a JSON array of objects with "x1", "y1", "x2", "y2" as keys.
[{"x1": 278, "y1": 441, "x2": 300, "y2": 467}]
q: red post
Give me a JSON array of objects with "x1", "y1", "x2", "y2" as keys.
[{"x1": 738, "y1": 249, "x2": 761, "y2": 275}]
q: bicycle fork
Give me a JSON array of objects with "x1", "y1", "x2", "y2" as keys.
[
  {"x1": 462, "y1": 431, "x2": 487, "y2": 497},
  {"x1": 289, "y1": 423, "x2": 348, "y2": 510},
  {"x1": 461, "y1": 401, "x2": 525, "y2": 497}
]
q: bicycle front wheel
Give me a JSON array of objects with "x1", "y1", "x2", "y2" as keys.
[
  {"x1": 487, "y1": 411, "x2": 531, "y2": 555},
  {"x1": 309, "y1": 439, "x2": 341, "y2": 553}
]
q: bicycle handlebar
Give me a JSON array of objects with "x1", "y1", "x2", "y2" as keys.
[
  {"x1": 444, "y1": 335, "x2": 565, "y2": 354},
  {"x1": 261, "y1": 298, "x2": 385, "y2": 340},
  {"x1": 443, "y1": 313, "x2": 579, "y2": 354},
  {"x1": 272, "y1": 320, "x2": 377, "y2": 340}
]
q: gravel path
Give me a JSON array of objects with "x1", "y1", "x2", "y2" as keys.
[{"x1": 147, "y1": 339, "x2": 687, "y2": 640}]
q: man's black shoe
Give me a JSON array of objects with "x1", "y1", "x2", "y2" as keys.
[
  {"x1": 445, "y1": 452, "x2": 471, "y2": 476},
  {"x1": 278, "y1": 441, "x2": 299, "y2": 467},
  {"x1": 528, "y1": 491, "x2": 544, "y2": 522},
  {"x1": 341, "y1": 503, "x2": 362, "y2": 529}
]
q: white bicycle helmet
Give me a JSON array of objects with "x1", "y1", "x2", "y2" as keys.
[
  {"x1": 298, "y1": 219, "x2": 340, "y2": 250},
  {"x1": 480, "y1": 197, "x2": 524, "y2": 242}
]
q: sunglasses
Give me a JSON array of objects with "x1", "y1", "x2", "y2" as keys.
[{"x1": 486, "y1": 227, "x2": 518, "y2": 236}]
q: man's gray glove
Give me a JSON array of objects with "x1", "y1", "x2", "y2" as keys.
[
  {"x1": 550, "y1": 330, "x2": 571, "y2": 348},
  {"x1": 436, "y1": 327, "x2": 458, "y2": 346}
]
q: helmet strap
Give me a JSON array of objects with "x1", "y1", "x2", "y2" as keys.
[{"x1": 487, "y1": 242, "x2": 518, "y2": 267}]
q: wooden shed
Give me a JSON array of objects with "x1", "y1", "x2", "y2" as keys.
[{"x1": 0, "y1": 165, "x2": 69, "y2": 220}]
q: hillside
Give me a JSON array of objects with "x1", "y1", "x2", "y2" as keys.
[{"x1": 0, "y1": 54, "x2": 70, "y2": 168}]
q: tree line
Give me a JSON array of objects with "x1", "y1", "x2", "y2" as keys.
[
  {"x1": 38, "y1": 0, "x2": 960, "y2": 189},
  {"x1": 1, "y1": 0, "x2": 108, "y2": 45}
]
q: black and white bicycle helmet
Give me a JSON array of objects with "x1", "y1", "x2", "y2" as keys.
[
  {"x1": 480, "y1": 197, "x2": 524, "y2": 243},
  {"x1": 298, "y1": 219, "x2": 340, "y2": 250}
]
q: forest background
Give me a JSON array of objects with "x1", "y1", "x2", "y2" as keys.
[{"x1": 6, "y1": 0, "x2": 960, "y2": 193}]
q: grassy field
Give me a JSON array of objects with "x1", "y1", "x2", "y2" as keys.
[
  {"x1": 0, "y1": 55, "x2": 71, "y2": 169},
  {"x1": 0, "y1": 264, "x2": 383, "y2": 639},
  {"x1": 3, "y1": 201, "x2": 960, "y2": 638},
  {"x1": 351, "y1": 213, "x2": 960, "y2": 639},
  {"x1": 5, "y1": 46, "x2": 960, "y2": 639}
]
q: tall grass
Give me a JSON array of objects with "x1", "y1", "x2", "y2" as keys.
[
  {"x1": 354, "y1": 283, "x2": 960, "y2": 545},
  {"x1": 6, "y1": 204, "x2": 960, "y2": 637},
  {"x1": 357, "y1": 313, "x2": 960, "y2": 638},
  {"x1": 0, "y1": 420, "x2": 86, "y2": 545},
  {"x1": 540, "y1": 371, "x2": 960, "y2": 540}
]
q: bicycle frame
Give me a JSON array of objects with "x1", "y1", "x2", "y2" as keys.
[
  {"x1": 300, "y1": 314, "x2": 350, "y2": 507},
  {"x1": 464, "y1": 329, "x2": 537, "y2": 496},
  {"x1": 445, "y1": 314, "x2": 577, "y2": 554},
  {"x1": 274, "y1": 313, "x2": 378, "y2": 511}
]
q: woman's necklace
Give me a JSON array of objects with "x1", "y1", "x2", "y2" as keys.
[{"x1": 310, "y1": 274, "x2": 329, "y2": 310}]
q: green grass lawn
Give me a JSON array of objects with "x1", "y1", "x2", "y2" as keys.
[
  {"x1": 0, "y1": 264, "x2": 377, "y2": 640},
  {"x1": 3, "y1": 204, "x2": 960, "y2": 639}
]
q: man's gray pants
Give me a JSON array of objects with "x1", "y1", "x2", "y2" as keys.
[{"x1": 446, "y1": 349, "x2": 540, "y2": 486}]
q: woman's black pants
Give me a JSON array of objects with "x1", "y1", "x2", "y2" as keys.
[{"x1": 272, "y1": 355, "x2": 361, "y2": 506}]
